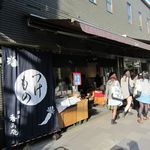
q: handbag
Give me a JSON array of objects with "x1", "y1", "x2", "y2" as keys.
[
  {"x1": 134, "y1": 90, "x2": 141, "y2": 98},
  {"x1": 111, "y1": 85, "x2": 123, "y2": 101},
  {"x1": 111, "y1": 93, "x2": 123, "y2": 101},
  {"x1": 133, "y1": 80, "x2": 142, "y2": 98}
]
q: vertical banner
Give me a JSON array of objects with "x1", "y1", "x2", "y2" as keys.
[{"x1": 2, "y1": 47, "x2": 59, "y2": 146}]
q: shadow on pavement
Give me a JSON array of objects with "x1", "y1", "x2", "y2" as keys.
[
  {"x1": 110, "y1": 140, "x2": 140, "y2": 150},
  {"x1": 54, "y1": 146, "x2": 69, "y2": 150}
]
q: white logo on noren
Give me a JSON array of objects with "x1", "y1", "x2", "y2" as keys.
[{"x1": 14, "y1": 69, "x2": 47, "y2": 106}]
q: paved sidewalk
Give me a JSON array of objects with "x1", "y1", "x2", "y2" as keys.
[{"x1": 22, "y1": 108, "x2": 150, "y2": 150}]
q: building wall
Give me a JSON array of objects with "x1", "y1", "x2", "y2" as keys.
[
  {"x1": 57, "y1": 0, "x2": 150, "y2": 40},
  {"x1": 0, "y1": 0, "x2": 149, "y2": 45},
  {"x1": 0, "y1": 0, "x2": 59, "y2": 45}
]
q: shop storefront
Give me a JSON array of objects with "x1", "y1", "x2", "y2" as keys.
[
  {"x1": 0, "y1": 44, "x2": 116, "y2": 148},
  {"x1": 53, "y1": 54, "x2": 118, "y2": 94},
  {"x1": 124, "y1": 57, "x2": 150, "y2": 74},
  {"x1": 0, "y1": 14, "x2": 150, "y2": 149},
  {"x1": 52, "y1": 53, "x2": 117, "y2": 128}
]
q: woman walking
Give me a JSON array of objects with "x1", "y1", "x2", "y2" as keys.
[
  {"x1": 121, "y1": 70, "x2": 134, "y2": 117},
  {"x1": 134, "y1": 72, "x2": 150, "y2": 123},
  {"x1": 105, "y1": 72, "x2": 123, "y2": 124}
]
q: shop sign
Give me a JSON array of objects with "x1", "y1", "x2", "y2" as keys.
[
  {"x1": 2, "y1": 47, "x2": 59, "y2": 147},
  {"x1": 72, "y1": 72, "x2": 82, "y2": 85}
]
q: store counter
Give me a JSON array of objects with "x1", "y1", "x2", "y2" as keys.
[
  {"x1": 55, "y1": 96, "x2": 81, "y2": 113},
  {"x1": 57, "y1": 99, "x2": 88, "y2": 128}
]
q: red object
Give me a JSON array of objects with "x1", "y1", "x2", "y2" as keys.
[{"x1": 93, "y1": 91, "x2": 104, "y2": 97}]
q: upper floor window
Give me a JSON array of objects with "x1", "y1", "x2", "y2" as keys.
[
  {"x1": 147, "y1": 18, "x2": 150, "y2": 34},
  {"x1": 127, "y1": 2, "x2": 132, "y2": 24},
  {"x1": 138, "y1": 11, "x2": 143, "y2": 30},
  {"x1": 89, "y1": 0, "x2": 97, "y2": 4},
  {"x1": 106, "y1": 0, "x2": 113, "y2": 13}
]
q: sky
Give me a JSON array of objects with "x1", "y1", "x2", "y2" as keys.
[
  {"x1": 144, "y1": 0, "x2": 150, "y2": 6},
  {"x1": 146, "y1": 0, "x2": 150, "y2": 3}
]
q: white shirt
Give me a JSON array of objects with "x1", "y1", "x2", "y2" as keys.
[{"x1": 121, "y1": 76, "x2": 133, "y2": 99}]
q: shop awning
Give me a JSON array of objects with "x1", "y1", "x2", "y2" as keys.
[
  {"x1": 131, "y1": 38, "x2": 150, "y2": 45},
  {"x1": 79, "y1": 22, "x2": 150, "y2": 51},
  {"x1": 28, "y1": 14, "x2": 150, "y2": 51}
]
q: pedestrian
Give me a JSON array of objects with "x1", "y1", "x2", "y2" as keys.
[
  {"x1": 134, "y1": 72, "x2": 150, "y2": 123},
  {"x1": 121, "y1": 70, "x2": 134, "y2": 117},
  {"x1": 130, "y1": 70, "x2": 139, "y2": 110},
  {"x1": 105, "y1": 72, "x2": 123, "y2": 124}
]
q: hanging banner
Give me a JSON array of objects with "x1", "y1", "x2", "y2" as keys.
[{"x1": 2, "y1": 47, "x2": 59, "y2": 146}]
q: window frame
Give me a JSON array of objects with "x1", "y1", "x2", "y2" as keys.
[
  {"x1": 146, "y1": 18, "x2": 150, "y2": 34},
  {"x1": 106, "y1": 0, "x2": 113, "y2": 13},
  {"x1": 138, "y1": 11, "x2": 143, "y2": 30},
  {"x1": 127, "y1": 2, "x2": 132, "y2": 24},
  {"x1": 89, "y1": 0, "x2": 97, "y2": 5}
]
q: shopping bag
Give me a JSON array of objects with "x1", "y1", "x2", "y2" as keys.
[{"x1": 111, "y1": 85, "x2": 123, "y2": 101}]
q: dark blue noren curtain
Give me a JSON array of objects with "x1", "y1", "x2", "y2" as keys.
[{"x1": 2, "y1": 47, "x2": 59, "y2": 146}]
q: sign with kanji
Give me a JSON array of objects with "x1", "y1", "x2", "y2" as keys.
[{"x1": 2, "y1": 47, "x2": 59, "y2": 146}]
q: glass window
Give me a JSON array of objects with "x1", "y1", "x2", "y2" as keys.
[
  {"x1": 127, "y1": 2, "x2": 132, "y2": 24},
  {"x1": 147, "y1": 18, "x2": 150, "y2": 34},
  {"x1": 89, "y1": 0, "x2": 97, "y2": 4},
  {"x1": 138, "y1": 11, "x2": 143, "y2": 30},
  {"x1": 106, "y1": 0, "x2": 113, "y2": 13}
]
